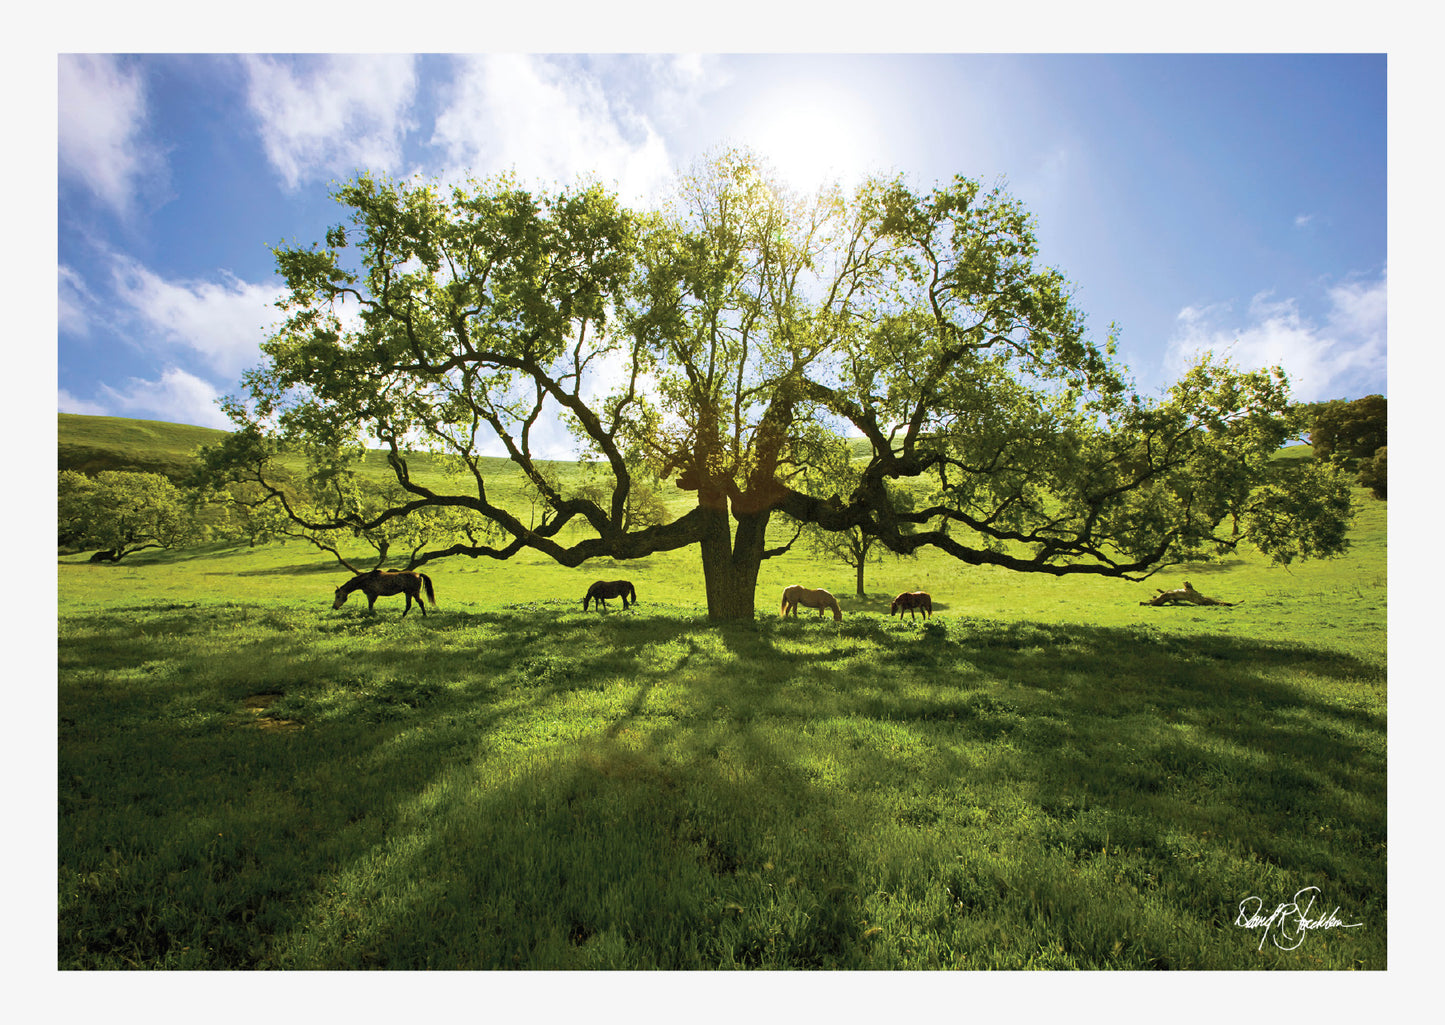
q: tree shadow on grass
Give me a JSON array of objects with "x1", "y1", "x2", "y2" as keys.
[
  {"x1": 225, "y1": 561, "x2": 351, "y2": 577},
  {"x1": 58, "y1": 604, "x2": 1386, "y2": 969},
  {"x1": 1162, "y1": 558, "x2": 1249, "y2": 576}
]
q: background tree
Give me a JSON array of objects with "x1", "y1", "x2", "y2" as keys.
[
  {"x1": 1356, "y1": 445, "x2": 1387, "y2": 500},
  {"x1": 785, "y1": 437, "x2": 917, "y2": 597},
  {"x1": 58, "y1": 469, "x2": 96, "y2": 550},
  {"x1": 204, "y1": 479, "x2": 289, "y2": 547},
  {"x1": 1306, "y1": 394, "x2": 1386, "y2": 503},
  {"x1": 58, "y1": 469, "x2": 203, "y2": 562},
  {"x1": 214, "y1": 154, "x2": 1356, "y2": 620},
  {"x1": 518, "y1": 464, "x2": 562, "y2": 531},
  {"x1": 194, "y1": 428, "x2": 500, "y2": 572},
  {"x1": 574, "y1": 442, "x2": 673, "y2": 533},
  {"x1": 1308, "y1": 395, "x2": 1386, "y2": 464}
]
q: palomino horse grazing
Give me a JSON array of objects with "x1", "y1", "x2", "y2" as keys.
[
  {"x1": 781, "y1": 584, "x2": 842, "y2": 621},
  {"x1": 584, "y1": 579, "x2": 637, "y2": 611},
  {"x1": 333, "y1": 569, "x2": 436, "y2": 618},
  {"x1": 890, "y1": 590, "x2": 933, "y2": 620}
]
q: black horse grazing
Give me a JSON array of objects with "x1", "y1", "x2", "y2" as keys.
[
  {"x1": 333, "y1": 569, "x2": 436, "y2": 618},
  {"x1": 890, "y1": 590, "x2": 933, "y2": 620},
  {"x1": 584, "y1": 579, "x2": 636, "y2": 611}
]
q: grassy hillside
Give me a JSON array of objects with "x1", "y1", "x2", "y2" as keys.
[
  {"x1": 59, "y1": 412, "x2": 505, "y2": 485},
  {"x1": 58, "y1": 414, "x2": 232, "y2": 480},
  {"x1": 58, "y1": 412, "x2": 625, "y2": 523},
  {"x1": 57, "y1": 414, "x2": 1385, "y2": 970}
]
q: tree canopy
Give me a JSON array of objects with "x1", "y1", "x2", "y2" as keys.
[
  {"x1": 1308, "y1": 394, "x2": 1387, "y2": 464},
  {"x1": 211, "y1": 152, "x2": 1356, "y2": 619},
  {"x1": 58, "y1": 469, "x2": 202, "y2": 562},
  {"x1": 786, "y1": 437, "x2": 917, "y2": 597}
]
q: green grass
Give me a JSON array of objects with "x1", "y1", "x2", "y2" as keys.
[
  {"x1": 57, "y1": 415, "x2": 1387, "y2": 970},
  {"x1": 59, "y1": 414, "x2": 231, "y2": 479}
]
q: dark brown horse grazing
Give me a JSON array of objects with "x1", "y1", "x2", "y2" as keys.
[
  {"x1": 584, "y1": 579, "x2": 636, "y2": 611},
  {"x1": 333, "y1": 569, "x2": 436, "y2": 618},
  {"x1": 781, "y1": 584, "x2": 842, "y2": 621},
  {"x1": 890, "y1": 590, "x2": 933, "y2": 620}
]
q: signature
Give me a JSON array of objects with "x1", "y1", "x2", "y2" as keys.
[{"x1": 1235, "y1": 886, "x2": 1363, "y2": 951}]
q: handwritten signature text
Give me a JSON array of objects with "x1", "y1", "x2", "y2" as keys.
[{"x1": 1235, "y1": 886, "x2": 1363, "y2": 951}]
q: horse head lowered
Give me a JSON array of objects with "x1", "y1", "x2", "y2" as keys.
[
  {"x1": 781, "y1": 584, "x2": 842, "y2": 622},
  {"x1": 333, "y1": 569, "x2": 436, "y2": 618}
]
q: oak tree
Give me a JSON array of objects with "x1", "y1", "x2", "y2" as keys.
[
  {"x1": 1308, "y1": 394, "x2": 1386, "y2": 464},
  {"x1": 194, "y1": 428, "x2": 498, "y2": 572},
  {"x1": 214, "y1": 153, "x2": 1355, "y2": 619},
  {"x1": 58, "y1": 469, "x2": 203, "y2": 562},
  {"x1": 786, "y1": 436, "x2": 917, "y2": 597}
]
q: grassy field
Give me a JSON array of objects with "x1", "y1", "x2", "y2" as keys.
[{"x1": 56, "y1": 418, "x2": 1387, "y2": 970}]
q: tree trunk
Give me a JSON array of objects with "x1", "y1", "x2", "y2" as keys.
[
  {"x1": 697, "y1": 503, "x2": 769, "y2": 621},
  {"x1": 856, "y1": 558, "x2": 865, "y2": 598}
]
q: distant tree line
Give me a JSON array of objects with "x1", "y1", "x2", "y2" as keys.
[
  {"x1": 58, "y1": 389, "x2": 1384, "y2": 572},
  {"x1": 57, "y1": 460, "x2": 495, "y2": 569},
  {"x1": 1306, "y1": 394, "x2": 1386, "y2": 500},
  {"x1": 58, "y1": 470, "x2": 204, "y2": 562}
]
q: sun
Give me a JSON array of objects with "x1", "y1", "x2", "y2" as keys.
[{"x1": 735, "y1": 87, "x2": 881, "y2": 194}]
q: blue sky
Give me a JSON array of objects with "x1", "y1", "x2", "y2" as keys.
[{"x1": 57, "y1": 52, "x2": 1387, "y2": 436}]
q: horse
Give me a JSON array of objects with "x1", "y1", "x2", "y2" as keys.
[
  {"x1": 890, "y1": 590, "x2": 933, "y2": 620},
  {"x1": 584, "y1": 579, "x2": 636, "y2": 611},
  {"x1": 332, "y1": 569, "x2": 436, "y2": 618},
  {"x1": 781, "y1": 584, "x2": 842, "y2": 622}
]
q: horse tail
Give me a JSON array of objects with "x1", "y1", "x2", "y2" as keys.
[
  {"x1": 628, "y1": 582, "x2": 637, "y2": 602},
  {"x1": 422, "y1": 573, "x2": 436, "y2": 605}
]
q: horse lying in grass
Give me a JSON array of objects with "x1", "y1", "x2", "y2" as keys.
[
  {"x1": 584, "y1": 579, "x2": 636, "y2": 611},
  {"x1": 890, "y1": 591, "x2": 933, "y2": 620},
  {"x1": 333, "y1": 569, "x2": 436, "y2": 618},
  {"x1": 781, "y1": 584, "x2": 842, "y2": 621}
]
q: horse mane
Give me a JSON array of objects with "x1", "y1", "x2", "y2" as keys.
[{"x1": 781, "y1": 584, "x2": 842, "y2": 621}]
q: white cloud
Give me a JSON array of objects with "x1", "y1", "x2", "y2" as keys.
[
  {"x1": 58, "y1": 54, "x2": 166, "y2": 216},
  {"x1": 1325, "y1": 275, "x2": 1387, "y2": 343},
  {"x1": 430, "y1": 55, "x2": 676, "y2": 205},
  {"x1": 242, "y1": 54, "x2": 418, "y2": 190},
  {"x1": 1166, "y1": 271, "x2": 1387, "y2": 402},
  {"x1": 58, "y1": 265, "x2": 96, "y2": 337},
  {"x1": 601, "y1": 53, "x2": 730, "y2": 136},
  {"x1": 58, "y1": 388, "x2": 109, "y2": 417},
  {"x1": 109, "y1": 258, "x2": 285, "y2": 381},
  {"x1": 94, "y1": 367, "x2": 232, "y2": 429}
]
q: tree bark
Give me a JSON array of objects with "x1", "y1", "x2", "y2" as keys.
[{"x1": 697, "y1": 503, "x2": 769, "y2": 621}]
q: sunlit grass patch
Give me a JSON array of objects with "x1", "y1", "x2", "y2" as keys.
[{"x1": 59, "y1": 479, "x2": 1386, "y2": 969}]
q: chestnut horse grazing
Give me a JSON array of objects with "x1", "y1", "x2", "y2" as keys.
[
  {"x1": 333, "y1": 569, "x2": 436, "y2": 618},
  {"x1": 890, "y1": 590, "x2": 933, "y2": 620},
  {"x1": 781, "y1": 585, "x2": 842, "y2": 621},
  {"x1": 584, "y1": 579, "x2": 636, "y2": 611}
]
